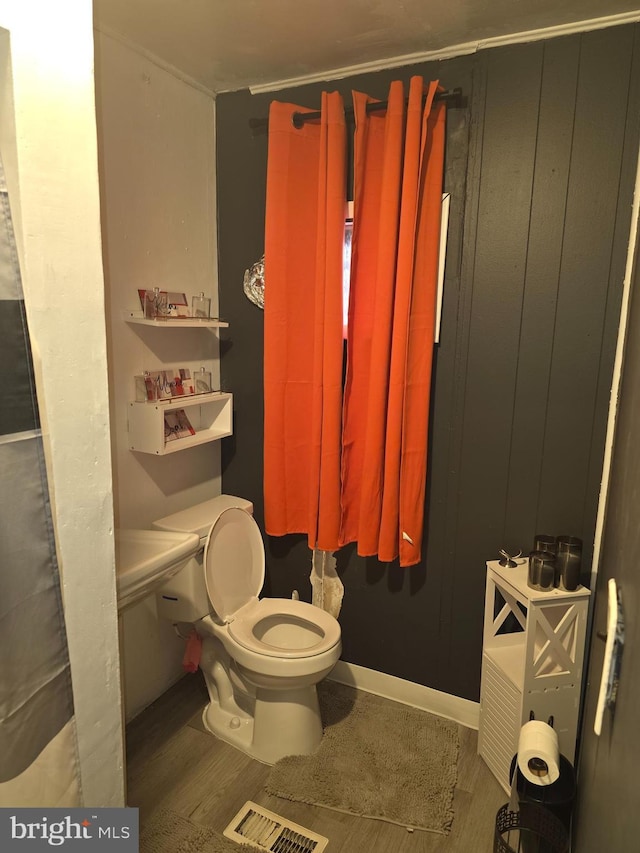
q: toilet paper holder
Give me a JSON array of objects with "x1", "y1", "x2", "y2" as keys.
[
  {"x1": 528, "y1": 710, "x2": 554, "y2": 728},
  {"x1": 524, "y1": 713, "x2": 555, "y2": 778}
]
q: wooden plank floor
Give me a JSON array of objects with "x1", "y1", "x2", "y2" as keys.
[{"x1": 126, "y1": 674, "x2": 506, "y2": 852}]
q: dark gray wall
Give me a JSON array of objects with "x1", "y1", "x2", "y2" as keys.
[
  {"x1": 216, "y1": 24, "x2": 640, "y2": 702},
  {"x1": 573, "y1": 232, "x2": 640, "y2": 849}
]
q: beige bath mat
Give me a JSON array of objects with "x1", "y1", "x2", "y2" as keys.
[
  {"x1": 140, "y1": 808, "x2": 254, "y2": 853},
  {"x1": 265, "y1": 680, "x2": 460, "y2": 834}
]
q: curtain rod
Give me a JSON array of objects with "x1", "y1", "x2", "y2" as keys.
[{"x1": 249, "y1": 87, "x2": 464, "y2": 132}]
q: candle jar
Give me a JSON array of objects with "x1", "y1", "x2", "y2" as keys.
[
  {"x1": 195, "y1": 367, "x2": 212, "y2": 394},
  {"x1": 155, "y1": 290, "x2": 169, "y2": 318},
  {"x1": 144, "y1": 287, "x2": 169, "y2": 319},
  {"x1": 192, "y1": 292, "x2": 211, "y2": 319},
  {"x1": 528, "y1": 550, "x2": 556, "y2": 592},
  {"x1": 555, "y1": 536, "x2": 582, "y2": 591},
  {"x1": 533, "y1": 534, "x2": 556, "y2": 556},
  {"x1": 144, "y1": 288, "x2": 159, "y2": 319}
]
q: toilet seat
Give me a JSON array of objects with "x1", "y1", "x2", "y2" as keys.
[
  {"x1": 204, "y1": 508, "x2": 338, "y2": 659},
  {"x1": 228, "y1": 598, "x2": 341, "y2": 659},
  {"x1": 203, "y1": 507, "x2": 265, "y2": 623}
]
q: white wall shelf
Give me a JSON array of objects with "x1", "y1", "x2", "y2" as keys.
[
  {"x1": 128, "y1": 392, "x2": 232, "y2": 454},
  {"x1": 123, "y1": 310, "x2": 229, "y2": 328},
  {"x1": 125, "y1": 306, "x2": 232, "y2": 454},
  {"x1": 478, "y1": 559, "x2": 590, "y2": 794}
]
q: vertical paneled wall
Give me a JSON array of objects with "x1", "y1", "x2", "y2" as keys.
[
  {"x1": 216, "y1": 25, "x2": 640, "y2": 701},
  {"x1": 440, "y1": 26, "x2": 640, "y2": 698}
]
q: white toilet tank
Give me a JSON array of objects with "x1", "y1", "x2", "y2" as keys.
[{"x1": 152, "y1": 494, "x2": 253, "y2": 623}]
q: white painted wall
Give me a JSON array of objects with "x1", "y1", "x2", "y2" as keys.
[
  {"x1": 0, "y1": 1, "x2": 124, "y2": 807},
  {"x1": 94, "y1": 31, "x2": 221, "y2": 720}
]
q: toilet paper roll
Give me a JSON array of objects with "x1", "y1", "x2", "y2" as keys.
[{"x1": 517, "y1": 720, "x2": 560, "y2": 786}]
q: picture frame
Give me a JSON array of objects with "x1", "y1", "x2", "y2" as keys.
[
  {"x1": 164, "y1": 409, "x2": 196, "y2": 441},
  {"x1": 137, "y1": 289, "x2": 189, "y2": 317}
]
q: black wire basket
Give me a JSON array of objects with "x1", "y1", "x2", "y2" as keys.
[{"x1": 494, "y1": 803, "x2": 569, "y2": 853}]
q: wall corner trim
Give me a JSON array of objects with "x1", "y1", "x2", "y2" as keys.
[
  {"x1": 328, "y1": 660, "x2": 480, "y2": 730},
  {"x1": 95, "y1": 24, "x2": 217, "y2": 100},
  {"x1": 588, "y1": 137, "x2": 640, "y2": 592}
]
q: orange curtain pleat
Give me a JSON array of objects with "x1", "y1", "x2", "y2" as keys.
[
  {"x1": 263, "y1": 94, "x2": 346, "y2": 550},
  {"x1": 340, "y1": 82, "x2": 405, "y2": 553},
  {"x1": 341, "y1": 77, "x2": 445, "y2": 567},
  {"x1": 399, "y1": 91, "x2": 446, "y2": 566}
]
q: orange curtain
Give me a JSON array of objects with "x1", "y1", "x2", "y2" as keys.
[
  {"x1": 263, "y1": 93, "x2": 346, "y2": 551},
  {"x1": 340, "y1": 77, "x2": 445, "y2": 567}
]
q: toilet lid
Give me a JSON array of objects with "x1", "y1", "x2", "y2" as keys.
[{"x1": 203, "y1": 507, "x2": 265, "y2": 623}]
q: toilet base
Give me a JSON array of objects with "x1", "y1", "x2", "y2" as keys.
[{"x1": 202, "y1": 683, "x2": 323, "y2": 765}]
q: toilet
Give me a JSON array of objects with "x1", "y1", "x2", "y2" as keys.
[{"x1": 152, "y1": 495, "x2": 342, "y2": 764}]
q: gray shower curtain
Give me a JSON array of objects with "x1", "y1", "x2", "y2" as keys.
[{"x1": 0, "y1": 150, "x2": 80, "y2": 800}]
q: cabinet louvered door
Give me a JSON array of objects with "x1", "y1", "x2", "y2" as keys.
[{"x1": 479, "y1": 655, "x2": 522, "y2": 792}]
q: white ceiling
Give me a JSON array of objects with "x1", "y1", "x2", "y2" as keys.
[{"x1": 94, "y1": 0, "x2": 640, "y2": 94}]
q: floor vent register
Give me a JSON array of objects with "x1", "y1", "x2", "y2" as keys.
[{"x1": 224, "y1": 801, "x2": 328, "y2": 852}]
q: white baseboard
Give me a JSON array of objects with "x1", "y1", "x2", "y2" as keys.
[{"x1": 328, "y1": 660, "x2": 480, "y2": 730}]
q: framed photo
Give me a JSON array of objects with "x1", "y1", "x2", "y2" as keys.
[
  {"x1": 164, "y1": 409, "x2": 195, "y2": 442},
  {"x1": 137, "y1": 290, "x2": 189, "y2": 317}
]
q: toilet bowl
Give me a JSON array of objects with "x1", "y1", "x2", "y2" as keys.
[{"x1": 153, "y1": 495, "x2": 341, "y2": 764}]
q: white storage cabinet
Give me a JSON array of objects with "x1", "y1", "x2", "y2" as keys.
[{"x1": 478, "y1": 559, "x2": 590, "y2": 794}]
